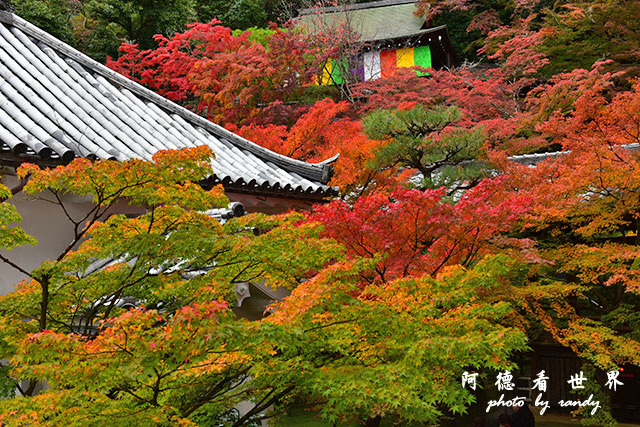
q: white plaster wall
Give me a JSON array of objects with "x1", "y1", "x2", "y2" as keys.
[{"x1": 0, "y1": 173, "x2": 144, "y2": 295}]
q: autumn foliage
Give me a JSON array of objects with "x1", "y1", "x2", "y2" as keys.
[
  {"x1": 311, "y1": 180, "x2": 529, "y2": 282},
  {"x1": 0, "y1": 150, "x2": 528, "y2": 425},
  {"x1": 108, "y1": 21, "x2": 325, "y2": 125}
]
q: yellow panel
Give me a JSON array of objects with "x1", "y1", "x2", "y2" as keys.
[
  {"x1": 320, "y1": 60, "x2": 333, "y2": 85},
  {"x1": 396, "y1": 47, "x2": 415, "y2": 68}
]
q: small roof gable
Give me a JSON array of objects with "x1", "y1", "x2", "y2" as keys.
[
  {"x1": 0, "y1": 11, "x2": 339, "y2": 199},
  {"x1": 508, "y1": 143, "x2": 640, "y2": 166},
  {"x1": 297, "y1": 0, "x2": 428, "y2": 42}
]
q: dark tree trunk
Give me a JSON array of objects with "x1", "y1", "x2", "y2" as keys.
[{"x1": 364, "y1": 415, "x2": 381, "y2": 427}]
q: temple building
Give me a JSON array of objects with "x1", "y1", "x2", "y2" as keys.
[{"x1": 296, "y1": 0, "x2": 458, "y2": 83}]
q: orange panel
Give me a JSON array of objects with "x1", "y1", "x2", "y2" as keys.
[{"x1": 380, "y1": 49, "x2": 397, "y2": 79}]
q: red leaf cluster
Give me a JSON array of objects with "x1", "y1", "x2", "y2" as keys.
[
  {"x1": 310, "y1": 177, "x2": 530, "y2": 282},
  {"x1": 108, "y1": 21, "x2": 322, "y2": 125}
]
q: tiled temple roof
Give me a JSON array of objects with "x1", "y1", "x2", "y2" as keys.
[{"x1": 0, "y1": 11, "x2": 339, "y2": 200}]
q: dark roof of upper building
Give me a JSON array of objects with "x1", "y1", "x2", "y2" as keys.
[
  {"x1": 297, "y1": 0, "x2": 434, "y2": 42},
  {"x1": 0, "y1": 10, "x2": 339, "y2": 200},
  {"x1": 295, "y1": 0, "x2": 458, "y2": 67}
]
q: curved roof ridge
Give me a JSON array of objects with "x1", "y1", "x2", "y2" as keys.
[
  {"x1": 298, "y1": 0, "x2": 417, "y2": 16},
  {"x1": 508, "y1": 143, "x2": 640, "y2": 165},
  {"x1": 0, "y1": 11, "x2": 333, "y2": 184}
]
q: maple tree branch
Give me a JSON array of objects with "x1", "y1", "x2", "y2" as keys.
[
  {"x1": 0, "y1": 254, "x2": 33, "y2": 279},
  {"x1": 430, "y1": 239, "x2": 460, "y2": 276},
  {"x1": 305, "y1": 318, "x2": 357, "y2": 332},
  {"x1": 180, "y1": 366, "x2": 252, "y2": 417},
  {"x1": 151, "y1": 368, "x2": 164, "y2": 406},
  {"x1": 231, "y1": 385, "x2": 295, "y2": 427},
  {"x1": 52, "y1": 190, "x2": 80, "y2": 227}
]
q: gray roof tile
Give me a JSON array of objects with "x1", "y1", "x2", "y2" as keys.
[
  {"x1": 297, "y1": 0, "x2": 430, "y2": 42},
  {"x1": 508, "y1": 143, "x2": 640, "y2": 166},
  {"x1": 0, "y1": 11, "x2": 339, "y2": 199}
]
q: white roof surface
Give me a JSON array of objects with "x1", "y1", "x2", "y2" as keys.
[{"x1": 0, "y1": 11, "x2": 338, "y2": 199}]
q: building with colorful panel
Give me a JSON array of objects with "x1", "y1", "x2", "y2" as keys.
[{"x1": 297, "y1": 0, "x2": 458, "y2": 83}]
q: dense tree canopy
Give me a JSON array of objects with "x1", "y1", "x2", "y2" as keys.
[{"x1": 0, "y1": 149, "x2": 528, "y2": 426}]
